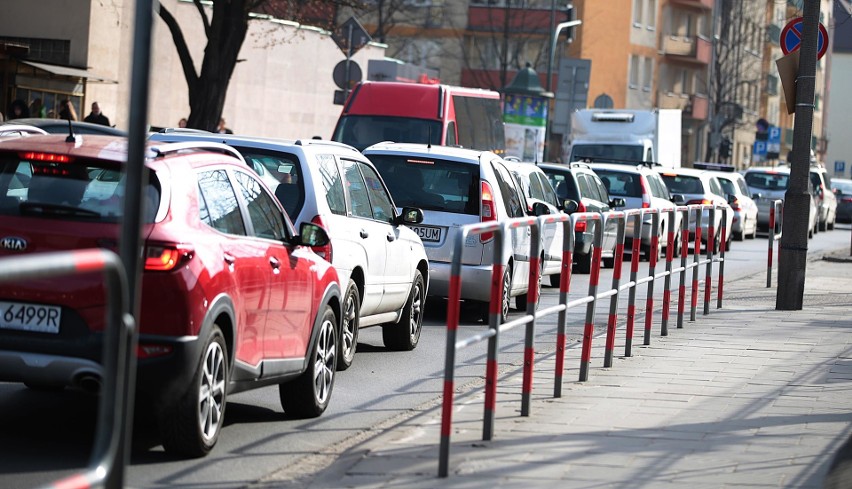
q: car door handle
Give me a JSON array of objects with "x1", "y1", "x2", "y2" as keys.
[
  {"x1": 386, "y1": 232, "x2": 395, "y2": 242},
  {"x1": 269, "y1": 256, "x2": 280, "y2": 269},
  {"x1": 223, "y1": 253, "x2": 235, "y2": 265},
  {"x1": 360, "y1": 229, "x2": 369, "y2": 239}
]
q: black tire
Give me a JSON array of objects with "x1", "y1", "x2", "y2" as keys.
[
  {"x1": 734, "y1": 230, "x2": 744, "y2": 241},
  {"x1": 500, "y1": 267, "x2": 511, "y2": 321},
  {"x1": 337, "y1": 280, "x2": 359, "y2": 371},
  {"x1": 671, "y1": 230, "x2": 681, "y2": 258},
  {"x1": 809, "y1": 225, "x2": 814, "y2": 239},
  {"x1": 725, "y1": 234, "x2": 732, "y2": 252},
  {"x1": 160, "y1": 324, "x2": 228, "y2": 457},
  {"x1": 382, "y1": 270, "x2": 425, "y2": 351},
  {"x1": 549, "y1": 272, "x2": 561, "y2": 288},
  {"x1": 576, "y1": 252, "x2": 593, "y2": 274},
  {"x1": 819, "y1": 220, "x2": 827, "y2": 232},
  {"x1": 602, "y1": 255, "x2": 615, "y2": 269},
  {"x1": 280, "y1": 305, "x2": 337, "y2": 418}
]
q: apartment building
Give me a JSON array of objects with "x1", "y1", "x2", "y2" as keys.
[{"x1": 824, "y1": 0, "x2": 852, "y2": 179}]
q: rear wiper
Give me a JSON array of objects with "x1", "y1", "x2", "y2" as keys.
[{"x1": 19, "y1": 202, "x2": 102, "y2": 218}]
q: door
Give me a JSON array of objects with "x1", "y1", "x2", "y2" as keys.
[
  {"x1": 197, "y1": 169, "x2": 268, "y2": 368},
  {"x1": 491, "y1": 161, "x2": 529, "y2": 294},
  {"x1": 231, "y1": 170, "x2": 313, "y2": 359}
]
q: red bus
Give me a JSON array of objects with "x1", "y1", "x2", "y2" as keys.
[{"x1": 331, "y1": 81, "x2": 506, "y2": 154}]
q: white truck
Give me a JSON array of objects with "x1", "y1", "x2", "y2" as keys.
[{"x1": 564, "y1": 109, "x2": 683, "y2": 168}]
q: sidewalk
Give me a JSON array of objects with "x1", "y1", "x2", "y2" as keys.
[{"x1": 258, "y1": 249, "x2": 852, "y2": 489}]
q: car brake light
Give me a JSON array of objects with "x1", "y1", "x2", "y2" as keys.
[
  {"x1": 144, "y1": 244, "x2": 193, "y2": 271},
  {"x1": 640, "y1": 177, "x2": 651, "y2": 208},
  {"x1": 574, "y1": 201, "x2": 587, "y2": 232},
  {"x1": 686, "y1": 199, "x2": 713, "y2": 206},
  {"x1": 730, "y1": 198, "x2": 742, "y2": 210},
  {"x1": 20, "y1": 152, "x2": 72, "y2": 163},
  {"x1": 842, "y1": 197, "x2": 852, "y2": 203},
  {"x1": 310, "y1": 215, "x2": 333, "y2": 262},
  {"x1": 481, "y1": 181, "x2": 497, "y2": 242}
]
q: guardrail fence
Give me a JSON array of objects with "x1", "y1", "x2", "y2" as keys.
[
  {"x1": 438, "y1": 204, "x2": 727, "y2": 478},
  {"x1": 767, "y1": 199, "x2": 783, "y2": 287}
]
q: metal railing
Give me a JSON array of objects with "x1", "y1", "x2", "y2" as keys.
[
  {"x1": 437, "y1": 204, "x2": 727, "y2": 477},
  {"x1": 767, "y1": 199, "x2": 783, "y2": 287}
]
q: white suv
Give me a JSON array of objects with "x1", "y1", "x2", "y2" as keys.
[{"x1": 149, "y1": 132, "x2": 429, "y2": 369}]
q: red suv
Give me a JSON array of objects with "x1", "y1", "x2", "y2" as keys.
[{"x1": 0, "y1": 135, "x2": 342, "y2": 457}]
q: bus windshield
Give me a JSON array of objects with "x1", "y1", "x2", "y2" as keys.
[
  {"x1": 332, "y1": 115, "x2": 442, "y2": 151},
  {"x1": 569, "y1": 144, "x2": 645, "y2": 164}
]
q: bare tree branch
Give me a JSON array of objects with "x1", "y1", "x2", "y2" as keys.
[
  {"x1": 192, "y1": 0, "x2": 211, "y2": 37},
  {"x1": 157, "y1": 3, "x2": 199, "y2": 90}
]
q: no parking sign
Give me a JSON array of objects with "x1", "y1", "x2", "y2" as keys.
[{"x1": 780, "y1": 17, "x2": 829, "y2": 60}]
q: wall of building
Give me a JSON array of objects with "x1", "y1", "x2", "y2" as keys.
[
  {"x1": 824, "y1": 53, "x2": 852, "y2": 179},
  {"x1": 2, "y1": 0, "x2": 92, "y2": 67}
]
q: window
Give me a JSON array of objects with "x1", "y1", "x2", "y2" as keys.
[
  {"x1": 233, "y1": 170, "x2": 286, "y2": 240},
  {"x1": 646, "y1": 0, "x2": 656, "y2": 29},
  {"x1": 492, "y1": 162, "x2": 525, "y2": 218},
  {"x1": 629, "y1": 55, "x2": 640, "y2": 89},
  {"x1": 537, "y1": 174, "x2": 558, "y2": 207},
  {"x1": 632, "y1": 0, "x2": 643, "y2": 25},
  {"x1": 445, "y1": 121, "x2": 457, "y2": 146},
  {"x1": 358, "y1": 162, "x2": 395, "y2": 224},
  {"x1": 342, "y1": 159, "x2": 373, "y2": 219},
  {"x1": 642, "y1": 57, "x2": 653, "y2": 91},
  {"x1": 317, "y1": 154, "x2": 346, "y2": 215},
  {"x1": 197, "y1": 170, "x2": 246, "y2": 235}
]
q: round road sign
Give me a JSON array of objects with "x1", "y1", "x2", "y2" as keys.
[
  {"x1": 333, "y1": 60, "x2": 362, "y2": 90},
  {"x1": 780, "y1": 17, "x2": 829, "y2": 60}
]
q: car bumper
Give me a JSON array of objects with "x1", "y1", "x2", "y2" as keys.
[{"x1": 429, "y1": 261, "x2": 501, "y2": 303}]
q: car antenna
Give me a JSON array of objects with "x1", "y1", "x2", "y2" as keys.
[
  {"x1": 65, "y1": 119, "x2": 77, "y2": 143},
  {"x1": 427, "y1": 125, "x2": 432, "y2": 149}
]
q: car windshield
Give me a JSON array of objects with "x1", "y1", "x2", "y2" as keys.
[
  {"x1": 333, "y1": 115, "x2": 442, "y2": 151},
  {"x1": 594, "y1": 169, "x2": 642, "y2": 197},
  {"x1": 370, "y1": 154, "x2": 479, "y2": 214},
  {"x1": 0, "y1": 153, "x2": 160, "y2": 222},
  {"x1": 570, "y1": 144, "x2": 644, "y2": 163},
  {"x1": 744, "y1": 171, "x2": 789, "y2": 191}
]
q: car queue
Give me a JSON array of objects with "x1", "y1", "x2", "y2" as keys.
[{"x1": 0, "y1": 120, "x2": 841, "y2": 459}]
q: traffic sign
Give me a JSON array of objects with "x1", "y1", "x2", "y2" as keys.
[
  {"x1": 333, "y1": 60, "x2": 362, "y2": 89},
  {"x1": 835, "y1": 160, "x2": 846, "y2": 175},
  {"x1": 331, "y1": 17, "x2": 372, "y2": 56},
  {"x1": 780, "y1": 17, "x2": 829, "y2": 60}
]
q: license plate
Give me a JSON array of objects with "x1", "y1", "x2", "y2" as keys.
[
  {"x1": 410, "y1": 225, "x2": 442, "y2": 242},
  {"x1": 0, "y1": 301, "x2": 61, "y2": 334}
]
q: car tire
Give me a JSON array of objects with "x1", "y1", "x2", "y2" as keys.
[
  {"x1": 382, "y1": 270, "x2": 424, "y2": 351},
  {"x1": 549, "y1": 272, "x2": 561, "y2": 288},
  {"x1": 337, "y1": 280, "x2": 360, "y2": 371},
  {"x1": 819, "y1": 219, "x2": 827, "y2": 232},
  {"x1": 808, "y1": 225, "x2": 814, "y2": 239},
  {"x1": 576, "y1": 251, "x2": 593, "y2": 274},
  {"x1": 280, "y1": 305, "x2": 337, "y2": 418},
  {"x1": 160, "y1": 324, "x2": 228, "y2": 457},
  {"x1": 734, "y1": 229, "x2": 744, "y2": 241}
]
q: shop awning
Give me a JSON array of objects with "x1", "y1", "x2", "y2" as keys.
[{"x1": 20, "y1": 60, "x2": 117, "y2": 83}]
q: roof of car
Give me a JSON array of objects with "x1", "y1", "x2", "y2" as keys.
[
  {"x1": 744, "y1": 165, "x2": 791, "y2": 174},
  {"x1": 363, "y1": 142, "x2": 498, "y2": 162},
  {"x1": 536, "y1": 162, "x2": 595, "y2": 173},
  {"x1": 656, "y1": 167, "x2": 716, "y2": 178},
  {"x1": 148, "y1": 130, "x2": 363, "y2": 157},
  {"x1": 1, "y1": 118, "x2": 127, "y2": 136},
  {"x1": 587, "y1": 162, "x2": 654, "y2": 173}
]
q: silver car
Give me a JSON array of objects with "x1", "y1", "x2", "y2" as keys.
[
  {"x1": 712, "y1": 171, "x2": 759, "y2": 240},
  {"x1": 657, "y1": 167, "x2": 735, "y2": 251},
  {"x1": 366, "y1": 142, "x2": 533, "y2": 323},
  {"x1": 743, "y1": 166, "x2": 818, "y2": 238}
]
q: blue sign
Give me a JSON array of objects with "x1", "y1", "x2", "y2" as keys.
[
  {"x1": 753, "y1": 140, "x2": 767, "y2": 156},
  {"x1": 780, "y1": 17, "x2": 829, "y2": 60},
  {"x1": 767, "y1": 125, "x2": 782, "y2": 154},
  {"x1": 835, "y1": 160, "x2": 846, "y2": 175}
]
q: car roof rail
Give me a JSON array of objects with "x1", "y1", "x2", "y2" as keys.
[
  {"x1": 157, "y1": 127, "x2": 212, "y2": 134},
  {"x1": 295, "y1": 138, "x2": 360, "y2": 151},
  {"x1": 570, "y1": 161, "x2": 592, "y2": 170},
  {"x1": 0, "y1": 124, "x2": 50, "y2": 136},
  {"x1": 149, "y1": 141, "x2": 247, "y2": 164}
]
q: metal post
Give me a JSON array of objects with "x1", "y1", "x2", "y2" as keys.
[
  {"x1": 483, "y1": 223, "x2": 507, "y2": 441},
  {"x1": 643, "y1": 211, "x2": 660, "y2": 346},
  {"x1": 554, "y1": 217, "x2": 574, "y2": 398},
  {"x1": 704, "y1": 206, "x2": 716, "y2": 315},
  {"x1": 521, "y1": 220, "x2": 542, "y2": 417},
  {"x1": 661, "y1": 208, "x2": 676, "y2": 336},
  {"x1": 677, "y1": 207, "x2": 690, "y2": 328},
  {"x1": 624, "y1": 212, "x2": 643, "y2": 357},
  {"x1": 767, "y1": 202, "x2": 776, "y2": 288},
  {"x1": 604, "y1": 212, "x2": 626, "y2": 368},
  {"x1": 579, "y1": 215, "x2": 603, "y2": 382},
  {"x1": 690, "y1": 206, "x2": 703, "y2": 322},
  {"x1": 717, "y1": 207, "x2": 727, "y2": 309}
]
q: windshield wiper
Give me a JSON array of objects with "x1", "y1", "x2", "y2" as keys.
[{"x1": 19, "y1": 202, "x2": 103, "y2": 218}]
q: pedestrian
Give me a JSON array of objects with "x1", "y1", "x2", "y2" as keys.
[
  {"x1": 59, "y1": 99, "x2": 78, "y2": 121},
  {"x1": 29, "y1": 98, "x2": 46, "y2": 118},
  {"x1": 217, "y1": 117, "x2": 233, "y2": 134},
  {"x1": 7, "y1": 99, "x2": 30, "y2": 120},
  {"x1": 83, "y1": 102, "x2": 110, "y2": 126},
  {"x1": 178, "y1": 117, "x2": 187, "y2": 128}
]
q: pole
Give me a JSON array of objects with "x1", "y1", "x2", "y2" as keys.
[{"x1": 777, "y1": 0, "x2": 820, "y2": 310}]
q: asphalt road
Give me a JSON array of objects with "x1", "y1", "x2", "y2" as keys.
[{"x1": 1, "y1": 224, "x2": 849, "y2": 489}]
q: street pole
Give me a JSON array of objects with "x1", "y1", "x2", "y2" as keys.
[
  {"x1": 776, "y1": 0, "x2": 820, "y2": 310},
  {"x1": 544, "y1": 17, "x2": 582, "y2": 160}
]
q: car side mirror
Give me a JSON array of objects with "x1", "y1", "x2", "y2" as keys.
[
  {"x1": 295, "y1": 222, "x2": 329, "y2": 247},
  {"x1": 751, "y1": 191, "x2": 762, "y2": 199},
  {"x1": 609, "y1": 197, "x2": 626, "y2": 208},
  {"x1": 671, "y1": 194, "x2": 685, "y2": 204},
  {"x1": 398, "y1": 206, "x2": 424, "y2": 225},
  {"x1": 562, "y1": 199, "x2": 579, "y2": 214},
  {"x1": 726, "y1": 193, "x2": 736, "y2": 205},
  {"x1": 532, "y1": 201, "x2": 550, "y2": 216}
]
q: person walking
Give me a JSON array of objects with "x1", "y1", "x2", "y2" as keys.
[
  {"x1": 7, "y1": 99, "x2": 30, "y2": 120},
  {"x1": 59, "y1": 99, "x2": 78, "y2": 121},
  {"x1": 83, "y1": 102, "x2": 110, "y2": 126},
  {"x1": 217, "y1": 117, "x2": 233, "y2": 134}
]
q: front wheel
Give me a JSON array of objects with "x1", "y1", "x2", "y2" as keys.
[
  {"x1": 382, "y1": 270, "x2": 425, "y2": 351},
  {"x1": 160, "y1": 324, "x2": 228, "y2": 457},
  {"x1": 337, "y1": 280, "x2": 360, "y2": 371},
  {"x1": 280, "y1": 305, "x2": 337, "y2": 418}
]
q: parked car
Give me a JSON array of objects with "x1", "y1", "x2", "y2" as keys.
[
  {"x1": 657, "y1": 167, "x2": 734, "y2": 251},
  {"x1": 538, "y1": 162, "x2": 621, "y2": 273},
  {"x1": 589, "y1": 162, "x2": 682, "y2": 259},
  {"x1": 831, "y1": 177, "x2": 852, "y2": 223},
  {"x1": 502, "y1": 160, "x2": 566, "y2": 291},
  {"x1": 809, "y1": 165, "x2": 837, "y2": 231},
  {"x1": 0, "y1": 118, "x2": 127, "y2": 136},
  {"x1": 364, "y1": 142, "x2": 534, "y2": 323},
  {"x1": 148, "y1": 132, "x2": 429, "y2": 369},
  {"x1": 0, "y1": 135, "x2": 342, "y2": 457},
  {"x1": 711, "y1": 170, "x2": 759, "y2": 240},
  {"x1": 743, "y1": 165, "x2": 818, "y2": 238}
]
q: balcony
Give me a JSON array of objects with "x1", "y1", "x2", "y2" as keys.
[
  {"x1": 669, "y1": 0, "x2": 714, "y2": 9},
  {"x1": 658, "y1": 91, "x2": 709, "y2": 121},
  {"x1": 662, "y1": 35, "x2": 712, "y2": 65},
  {"x1": 467, "y1": 5, "x2": 553, "y2": 34}
]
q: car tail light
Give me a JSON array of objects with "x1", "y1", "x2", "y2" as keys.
[
  {"x1": 144, "y1": 244, "x2": 193, "y2": 271},
  {"x1": 842, "y1": 197, "x2": 852, "y2": 203},
  {"x1": 20, "y1": 152, "x2": 73, "y2": 163},
  {"x1": 730, "y1": 198, "x2": 742, "y2": 210},
  {"x1": 640, "y1": 177, "x2": 651, "y2": 209},
  {"x1": 310, "y1": 215, "x2": 333, "y2": 262},
  {"x1": 686, "y1": 198, "x2": 713, "y2": 206},
  {"x1": 574, "y1": 201, "x2": 588, "y2": 232},
  {"x1": 481, "y1": 180, "x2": 497, "y2": 242},
  {"x1": 137, "y1": 343, "x2": 174, "y2": 359}
]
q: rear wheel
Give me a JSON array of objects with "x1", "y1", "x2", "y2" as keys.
[
  {"x1": 280, "y1": 305, "x2": 337, "y2": 418},
  {"x1": 160, "y1": 324, "x2": 228, "y2": 457},
  {"x1": 337, "y1": 280, "x2": 359, "y2": 371},
  {"x1": 382, "y1": 270, "x2": 424, "y2": 351},
  {"x1": 576, "y1": 252, "x2": 593, "y2": 274}
]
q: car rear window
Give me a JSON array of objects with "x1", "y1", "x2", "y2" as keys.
[
  {"x1": 661, "y1": 174, "x2": 704, "y2": 194},
  {"x1": 595, "y1": 169, "x2": 642, "y2": 197},
  {"x1": 0, "y1": 152, "x2": 160, "y2": 222},
  {"x1": 236, "y1": 148, "x2": 304, "y2": 219},
  {"x1": 744, "y1": 171, "x2": 788, "y2": 191},
  {"x1": 542, "y1": 169, "x2": 580, "y2": 202},
  {"x1": 370, "y1": 155, "x2": 480, "y2": 214},
  {"x1": 718, "y1": 177, "x2": 737, "y2": 196}
]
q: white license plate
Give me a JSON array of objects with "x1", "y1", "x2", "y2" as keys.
[
  {"x1": 411, "y1": 225, "x2": 442, "y2": 242},
  {"x1": 0, "y1": 301, "x2": 61, "y2": 334}
]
